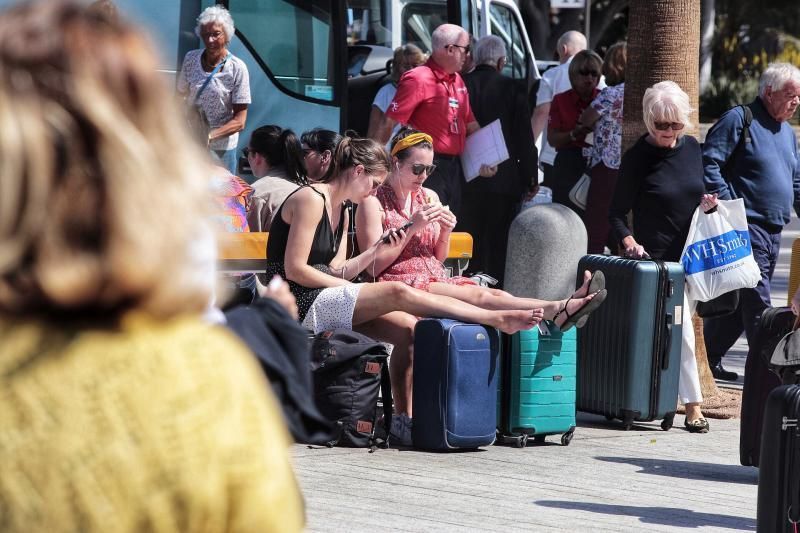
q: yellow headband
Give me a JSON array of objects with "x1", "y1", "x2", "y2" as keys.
[{"x1": 390, "y1": 132, "x2": 433, "y2": 157}]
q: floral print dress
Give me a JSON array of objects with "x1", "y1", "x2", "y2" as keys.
[
  {"x1": 372, "y1": 185, "x2": 475, "y2": 290},
  {"x1": 586, "y1": 83, "x2": 625, "y2": 170}
]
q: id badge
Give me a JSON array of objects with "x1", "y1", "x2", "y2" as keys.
[{"x1": 448, "y1": 97, "x2": 459, "y2": 109}]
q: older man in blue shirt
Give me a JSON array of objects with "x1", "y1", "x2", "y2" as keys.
[{"x1": 703, "y1": 62, "x2": 800, "y2": 381}]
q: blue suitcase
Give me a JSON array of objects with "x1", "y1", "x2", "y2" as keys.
[
  {"x1": 497, "y1": 324, "x2": 577, "y2": 447},
  {"x1": 576, "y1": 255, "x2": 684, "y2": 430},
  {"x1": 412, "y1": 319, "x2": 499, "y2": 450}
]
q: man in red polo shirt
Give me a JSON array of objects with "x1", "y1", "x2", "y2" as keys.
[{"x1": 378, "y1": 24, "x2": 488, "y2": 217}]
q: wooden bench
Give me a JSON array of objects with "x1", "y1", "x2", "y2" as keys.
[{"x1": 218, "y1": 231, "x2": 473, "y2": 277}]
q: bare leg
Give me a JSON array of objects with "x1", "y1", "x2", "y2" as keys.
[
  {"x1": 351, "y1": 282, "x2": 541, "y2": 334},
  {"x1": 354, "y1": 312, "x2": 416, "y2": 417},
  {"x1": 426, "y1": 271, "x2": 596, "y2": 325}
]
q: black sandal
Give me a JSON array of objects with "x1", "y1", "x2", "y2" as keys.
[
  {"x1": 553, "y1": 289, "x2": 608, "y2": 332},
  {"x1": 576, "y1": 271, "x2": 606, "y2": 328}
]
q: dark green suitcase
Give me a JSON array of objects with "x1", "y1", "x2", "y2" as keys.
[
  {"x1": 576, "y1": 255, "x2": 684, "y2": 430},
  {"x1": 496, "y1": 323, "x2": 577, "y2": 447}
]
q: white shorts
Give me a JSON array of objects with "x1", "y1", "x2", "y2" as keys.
[{"x1": 301, "y1": 284, "x2": 363, "y2": 334}]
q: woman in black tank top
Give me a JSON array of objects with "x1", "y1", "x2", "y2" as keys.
[{"x1": 265, "y1": 135, "x2": 565, "y2": 422}]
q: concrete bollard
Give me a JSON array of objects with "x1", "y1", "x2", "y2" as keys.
[{"x1": 504, "y1": 203, "x2": 587, "y2": 301}]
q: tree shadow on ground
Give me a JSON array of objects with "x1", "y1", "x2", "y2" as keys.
[
  {"x1": 536, "y1": 500, "x2": 756, "y2": 531},
  {"x1": 595, "y1": 456, "x2": 758, "y2": 485}
]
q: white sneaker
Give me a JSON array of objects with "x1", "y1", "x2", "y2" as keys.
[{"x1": 389, "y1": 413, "x2": 413, "y2": 447}]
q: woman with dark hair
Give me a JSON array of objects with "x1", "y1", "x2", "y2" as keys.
[
  {"x1": 300, "y1": 128, "x2": 343, "y2": 182},
  {"x1": 547, "y1": 49, "x2": 603, "y2": 213},
  {"x1": 579, "y1": 42, "x2": 627, "y2": 253},
  {"x1": 263, "y1": 134, "x2": 545, "y2": 444},
  {"x1": 246, "y1": 125, "x2": 308, "y2": 232}
]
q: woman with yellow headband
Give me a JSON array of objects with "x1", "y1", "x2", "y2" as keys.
[
  {"x1": 356, "y1": 127, "x2": 607, "y2": 335},
  {"x1": 355, "y1": 128, "x2": 606, "y2": 444}
]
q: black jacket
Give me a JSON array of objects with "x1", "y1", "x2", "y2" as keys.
[{"x1": 464, "y1": 65, "x2": 537, "y2": 197}]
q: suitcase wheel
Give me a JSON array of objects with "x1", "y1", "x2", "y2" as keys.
[
  {"x1": 515, "y1": 434, "x2": 528, "y2": 448},
  {"x1": 622, "y1": 411, "x2": 636, "y2": 431},
  {"x1": 661, "y1": 412, "x2": 675, "y2": 431},
  {"x1": 560, "y1": 429, "x2": 575, "y2": 446}
]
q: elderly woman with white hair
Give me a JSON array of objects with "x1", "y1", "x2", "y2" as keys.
[
  {"x1": 178, "y1": 4, "x2": 251, "y2": 174},
  {"x1": 609, "y1": 80, "x2": 718, "y2": 434}
]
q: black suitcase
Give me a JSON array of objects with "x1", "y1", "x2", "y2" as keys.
[
  {"x1": 740, "y1": 307, "x2": 794, "y2": 467},
  {"x1": 756, "y1": 385, "x2": 800, "y2": 532}
]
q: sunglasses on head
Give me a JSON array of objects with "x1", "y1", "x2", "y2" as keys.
[
  {"x1": 653, "y1": 121, "x2": 685, "y2": 131},
  {"x1": 411, "y1": 163, "x2": 436, "y2": 176},
  {"x1": 578, "y1": 69, "x2": 600, "y2": 78}
]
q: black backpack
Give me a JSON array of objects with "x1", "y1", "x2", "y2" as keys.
[{"x1": 310, "y1": 330, "x2": 392, "y2": 450}]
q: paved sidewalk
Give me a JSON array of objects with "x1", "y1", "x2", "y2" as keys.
[{"x1": 292, "y1": 216, "x2": 800, "y2": 532}]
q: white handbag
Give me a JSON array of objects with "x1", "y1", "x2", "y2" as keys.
[{"x1": 568, "y1": 172, "x2": 591, "y2": 210}]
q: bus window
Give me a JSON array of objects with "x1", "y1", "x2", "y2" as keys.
[
  {"x1": 488, "y1": 2, "x2": 526, "y2": 81},
  {"x1": 229, "y1": 0, "x2": 336, "y2": 102},
  {"x1": 401, "y1": 2, "x2": 447, "y2": 53},
  {"x1": 346, "y1": 0, "x2": 391, "y2": 47}
]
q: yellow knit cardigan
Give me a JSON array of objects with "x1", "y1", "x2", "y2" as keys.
[{"x1": 0, "y1": 313, "x2": 304, "y2": 532}]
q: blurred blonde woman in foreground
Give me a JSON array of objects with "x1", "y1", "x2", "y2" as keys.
[{"x1": 0, "y1": 1, "x2": 303, "y2": 531}]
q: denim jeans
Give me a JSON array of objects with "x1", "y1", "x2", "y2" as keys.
[
  {"x1": 703, "y1": 222, "x2": 782, "y2": 365},
  {"x1": 212, "y1": 148, "x2": 238, "y2": 175}
]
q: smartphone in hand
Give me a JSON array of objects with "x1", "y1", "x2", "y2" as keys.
[{"x1": 381, "y1": 221, "x2": 413, "y2": 243}]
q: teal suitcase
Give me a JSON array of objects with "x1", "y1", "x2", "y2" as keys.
[
  {"x1": 576, "y1": 255, "x2": 684, "y2": 430},
  {"x1": 496, "y1": 323, "x2": 577, "y2": 447}
]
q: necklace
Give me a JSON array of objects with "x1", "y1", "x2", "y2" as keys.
[{"x1": 201, "y1": 51, "x2": 225, "y2": 71}]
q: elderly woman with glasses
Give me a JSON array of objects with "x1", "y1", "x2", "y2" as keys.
[
  {"x1": 178, "y1": 5, "x2": 250, "y2": 174},
  {"x1": 547, "y1": 49, "x2": 603, "y2": 214},
  {"x1": 609, "y1": 80, "x2": 718, "y2": 434}
]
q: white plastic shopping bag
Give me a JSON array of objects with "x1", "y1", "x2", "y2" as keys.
[{"x1": 680, "y1": 198, "x2": 760, "y2": 302}]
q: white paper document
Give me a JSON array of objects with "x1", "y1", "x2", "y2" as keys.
[{"x1": 460, "y1": 119, "x2": 509, "y2": 182}]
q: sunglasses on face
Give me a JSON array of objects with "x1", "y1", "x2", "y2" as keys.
[
  {"x1": 653, "y1": 121, "x2": 685, "y2": 131},
  {"x1": 411, "y1": 163, "x2": 436, "y2": 176},
  {"x1": 578, "y1": 69, "x2": 600, "y2": 78}
]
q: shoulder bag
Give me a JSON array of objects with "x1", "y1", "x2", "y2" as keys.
[{"x1": 185, "y1": 52, "x2": 231, "y2": 144}]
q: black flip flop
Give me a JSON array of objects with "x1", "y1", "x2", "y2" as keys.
[
  {"x1": 554, "y1": 288, "x2": 608, "y2": 332},
  {"x1": 576, "y1": 270, "x2": 606, "y2": 328}
]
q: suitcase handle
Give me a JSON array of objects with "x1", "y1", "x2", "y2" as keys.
[{"x1": 661, "y1": 313, "x2": 673, "y2": 370}]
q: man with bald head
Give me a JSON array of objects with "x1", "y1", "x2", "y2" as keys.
[
  {"x1": 381, "y1": 23, "x2": 483, "y2": 217},
  {"x1": 531, "y1": 31, "x2": 597, "y2": 190}
]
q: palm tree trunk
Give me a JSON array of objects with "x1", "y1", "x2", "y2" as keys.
[
  {"x1": 624, "y1": 0, "x2": 720, "y2": 398},
  {"x1": 622, "y1": 0, "x2": 702, "y2": 152}
]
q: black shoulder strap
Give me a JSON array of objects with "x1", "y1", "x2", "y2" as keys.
[{"x1": 721, "y1": 104, "x2": 753, "y2": 176}]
